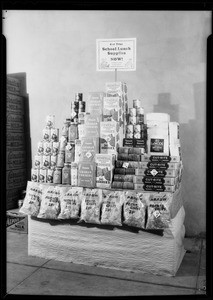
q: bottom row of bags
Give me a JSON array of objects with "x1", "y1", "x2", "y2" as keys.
[{"x1": 20, "y1": 181, "x2": 173, "y2": 230}]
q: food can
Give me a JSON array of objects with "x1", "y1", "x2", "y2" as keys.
[
  {"x1": 78, "y1": 101, "x2": 86, "y2": 113},
  {"x1": 46, "y1": 115, "x2": 55, "y2": 129},
  {"x1": 31, "y1": 168, "x2": 39, "y2": 182},
  {"x1": 68, "y1": 123, "x2": 78, "y2": 141},
  {"x1": 42, "y1": 128, "x2": 50, "y2": 142},
  {"x1": 136, "y1": 114, "x2": 144, "y2": 125},
  {"x1": 133, "y1": 99, "x2": 141, "y2": 108},
  {"x1": 47, "y1": 169, "x2": 54, "y2": 183},
  {"x1": 57, "y1": 150, "x2": 65, "y2": 168},
  {"x1": 126, "y1": 124, "x2": 134, "y2": 138},
  {"x1": 136, "y1": 107, "x2": 144, "y2": 115},
  {"x1": 39, "y1": 168, "x2": 47, "y2": 183},
  {"x1": 75, "y1": 93, "x2": 83, "y2": 102},
  {"x1": 71, "y1": 101, "x2": 79, "y2": 112},
  {"x1": 128, "y1": 116, "x2": 137, "y2": 125},
  {"x1": 133, "y1": 124, "x2": 141, "y2": 139},
  {"x1": 53, "y1": 168, "x2": 62, "y2": 184},
  {"x1": 129, "y1": 108, "x2": 137, "y2": 116},
  {"x1": 111, "y1": 181, "x2": 123, "y2": 189}
]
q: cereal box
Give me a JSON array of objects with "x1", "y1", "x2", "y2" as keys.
[
  {"x1": 100, "y1": 121, "x2": 121, "y2": 154},
  {"x1": 87, "y1": 92, "x2": 105, "y2": 116},
  {"x1": 78, "y1": 162, "x2": 96, "y2": 188},
  {"x1": 95, "y1": 154, "x2": 115, "y2": 188},
  {"x1": 80, "y1": 137, "x2": 99, "y2": 162}
]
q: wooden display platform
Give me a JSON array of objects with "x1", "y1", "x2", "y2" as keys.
[{"x1": 28, "y1": 206, "x2": 186, "y2": 277}]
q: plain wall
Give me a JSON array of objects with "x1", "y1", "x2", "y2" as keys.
[{"x1": 3, "y1": 10, "x2": 211, "y2": 236}]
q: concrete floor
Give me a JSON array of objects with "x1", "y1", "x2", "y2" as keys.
[{"x1": 6, "y1": 230, "x2": 206, "y2": 296}]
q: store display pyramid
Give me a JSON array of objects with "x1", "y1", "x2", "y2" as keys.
[{"x1": 20, "y1": 81, "x2": 186, "y2": 276}]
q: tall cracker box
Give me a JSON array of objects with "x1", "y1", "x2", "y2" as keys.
[
  {"x1": 79, "y1": 137, "x2": 99, "y2": 162},
  {"x1": 78, "y1": 161, "x2": 96, "y2": 188},
  {"x1": 87, "y1": 92, "x2": 105, "y2": 116},
  {"x1": 95, "y1": 154, "x2": 115, "y2": 188},
  {"x1": 100, "y1": 121, "x2": 122, "y2": 155}
]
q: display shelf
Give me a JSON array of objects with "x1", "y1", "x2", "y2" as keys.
[{"x1": 28, "y1": 205, "x2": 185, "y2": 276}]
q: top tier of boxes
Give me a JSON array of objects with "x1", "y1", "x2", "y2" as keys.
[{"x1": 31, "y1": 82, "x2": 183, "y2": 193}]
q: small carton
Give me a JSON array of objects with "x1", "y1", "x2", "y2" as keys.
[
  {"x1": 123, "y1": 138, "x2": 134, "y2": 148},
  {"x1": 141, "y1": 154, "x2": 181, "y2": 163},
  {"x1": 141, "y1": 161, "x2": 180, "y2": 170},
  {"x1": 95, "y1": 154, "x2": 115, "y2": 188},
  {"x1": 50, "y1": 128, "x2": 59, "y2": 142},
  {"x1": 37, "y1": 141, "x2": 44, "y2": 155},
  {"x1": 42, "y1": 128, "x2": 51, "y2": 142},
  {"x1": 42, "y1": 155, "x2": 51, "y2": 169},
  {"x1": 43, "y1": 141, "x2": 52, "y2": 156},
  {"x1": 65, "y1": 142, "x2": 75, "y2": 163},
  {"x1": 134, "y1": 184, "x2": 176, "y2": 192},
  {"x1": 102, "y1": 96, "x2": 123, "y2": 124},
  {"x1": 87, "y1": 92, "x2": 105, "y2": 116},
  {"x1": 75, "y1": 140, "x2": 82, "y2": 162},
  {"x1": 142, "y1": 176, "x2": 178, "y2": 186},
  {"x1": 84, "y1": 114, "x2": 101, "y2": 137},
  {"x1": 31, "y1": 168, "x2": 39, "y2": 182},
  {"x1": 80, "y1": 137, "x2": 99, "y2": 162},
  {"x1": 52, "y1": 142, "x2": 60, "y2": 156},
  {"x1": 78, "y1": 162, "x2": 96, "y2": 188},
  {"x1": 135, "y1": 168, "x2": 179, "y2": 178},
  {"x1": 100, "y1": 121, "x2": 121, "y2": 154},
  {"x1": 34, "y1": 155, "x2": 43, "y2": 169},
  {"x1": 50, "y1": 155, "x2": 57, "y2": 169},
  {"x1": 71, "y1": 162, "x2": 78, "y2": 186}
]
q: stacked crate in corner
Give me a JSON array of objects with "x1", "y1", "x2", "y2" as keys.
[{"x1": 6, "y1": 73, "x2": 31, "y2": 210}]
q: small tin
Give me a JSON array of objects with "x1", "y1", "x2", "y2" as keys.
[
  {"x1": 31, "y1": 168, "x2": 39, "y2": 182},
  {"x1": 42, "y1": 155, "x2": 51, "y2": 169},
  {"x1": 53, "y1": 167, "x2": 62, "y2": 184},
  {"x1": 128, "y1": 115, "x2": 137, "y2": 125},
  {"x1": 57, "y1": 150, "x2": 65, "y2": 168},
  {"x1": 39, "y1": 168, "x2": 47, "y2": 183},
  {"x1": 126, "y1": 125, "x2": 134, "y2": 138},
  {"x1": 47, "y1": 168, "x2": 54, "y2": 183},
  {"x1": 37, "y1": 141, "x2": 44, "y2": 155},
  {"x1": 34, "y1": 155, "x2": 43, "y2": 169},
  {"x1": 133, "y1": 125, "x2": 141, "y2": 139},
  {"x1": 46, "y1": 115, "x2": 55, "y2": 129},
  {"x1": 50, "y1": 155, "x2": 57, "y2": 168},
  {"x1": 71, "y1": 101, "x2": 79, "y2": 112},
  {"x1": 78, "y1": 101, "x2": 86, "y2": 113},
  {"x1": 136, "y1": 114, "x2": 144, "y2": 125},
  {"x1": 42, "y1": 128, "x2": 50, "y2": 142},
  {"x1": 129, "y1": 108, "x2": 137, "y2": 116},
  {"x1": 136, "y1": 107, "x2": 144, "y2": 115},
  {"x1": 68, "y1": 123, "x2": 78, "y2": 141},
  {"x1": 75, "y1": 93, "x2": 83, "y2": 102},
  {"x1": 133, "y1": 99, "x2": 141, "y2": 108}
]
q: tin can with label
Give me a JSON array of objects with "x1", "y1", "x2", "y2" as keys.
[
  {"x1": 39, "y1": 168, "x2": 47, "y2": 183},
  {"x1": 47, "y1": 168, "x2": 54, "y2": 183},
  {"x1": 133, "y1": 99, "x2": 141, "y2": 108},
  {"x1": 53, "y1": 167, "x2": 62, "y2": 184},
  {"x1": 129, "y1": 108, "x2": 137, "y2": 116},
  {"x1": 78, "y1": 101, "x2": 86, "y2": 113},
  {"x1": 128, "y1": 116, "x2": 137, "y2": 125},
  {"x1": 136, "y1": 115, "x2": 144, "y2": 125},
  {"x1": 136, "y1": 107, "x2": 144, "y2": 115},
  {"x1": 57, "y1": 150, "x2": 65, "y2": 168},
  {"x1": 62, "y1": 163, "x2": 71, "y2": 185},
  {"x1": 68, "y1": 123, "x2": 78, "y2": 141},
  {"x1": 46, "y1": 115, "x2": 55, "y2": 129},
  {"x1": 31, "y1": 168, "x2": 39, "y2": 182},
  {"x1": 133, "y1": 124, "x2": 141, "y2": 139},
  {"x1": 126, "y1": 124, "x2": 134, "y2": 138},
  {"x1": 75, "y1": 93, "x2": 83, "y2": 102}
]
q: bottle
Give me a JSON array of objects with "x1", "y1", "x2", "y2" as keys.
[{"x1": 62, "y1": 163, "x2": 71, "y2": 185}]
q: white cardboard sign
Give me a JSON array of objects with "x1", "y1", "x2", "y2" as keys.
[{"x1": 96, "y1": 38, "x2": 136, "y2": 71}]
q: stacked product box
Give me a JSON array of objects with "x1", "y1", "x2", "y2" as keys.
[
  {"x1": 123, "y1": 99, "x2": 147, "y2": 152},
  {"x1": 100, "y1": 82, "x2": 127, "y2": 152}
]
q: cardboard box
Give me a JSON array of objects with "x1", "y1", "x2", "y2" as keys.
[
  {"x1": 6, "y1": 149, "x2": 26, "y2": 170},
  {"x1": 141, "y1": 161, "x2": 180, "y2": 170},
  {"x1": 80, "y1": 137, "x2": 99, "y2": 162},
  {"x1": 6, "y1": 93, "x2": 25, "y2": 114},
  {"x1": 134, "y1": 184, "x2": 176, "y2": 192},
  {"x1": 7, "y1": 208, "x2": 28, "y2": 234},
  {"x1": 84, "y1": 115, "x2": 101, "y2": 137},
  {"x1": 135, "y1": 168, "x2": 179, "y2": 177},
  {"x1": 100, "y1": 121, "x2": 121, "y2": 154},
  {"x1": 6, "y1": 112, "x2": 25, "y2": 132},
  {"x1": 6, "y1": 132, "x2": 26, "y2": 148},
  {"x1": 87, "y1": 92, "x2": 105, "y2": 116},
  {"x1": 6, "y1": 169, "x2": 27, "y2": 189},
  {"x1": 141, "y1": 154, "x2": 181, "y2": 163},
  {"x1": 95, "y1": 154, "x2": 115, "y2": 188},
  {"x1": 78, "y1": 162, "x2": 96, "y2": 188}
]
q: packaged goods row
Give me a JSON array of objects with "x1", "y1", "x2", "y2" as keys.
[{"x1": 20, "y1": 181, "x2": 180, "y2": 230}]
